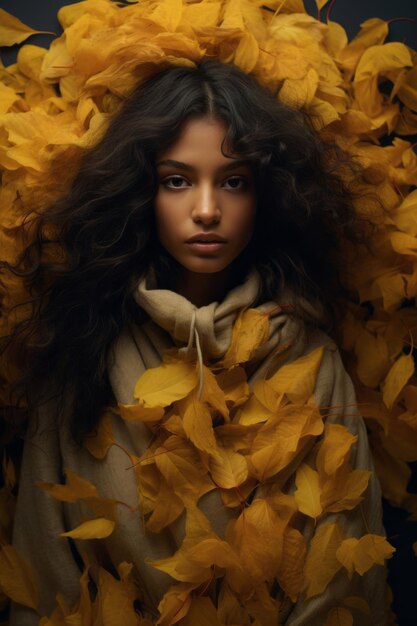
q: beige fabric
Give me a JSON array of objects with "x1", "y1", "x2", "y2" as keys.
[{"x1": 11, "y1": 271, "x2": 387, "y2": 625}]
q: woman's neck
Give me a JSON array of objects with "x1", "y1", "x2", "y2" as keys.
[{"x1": 172, "y1": 266, "x2": 237, "y2": 308}]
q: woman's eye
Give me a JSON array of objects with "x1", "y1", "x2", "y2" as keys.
[
  {"x1": 223, "y1": 176, "x2": 248, "y2": 190},
  {"x1": 162, "y1": 176, "x2": 189, "y2": 189}
]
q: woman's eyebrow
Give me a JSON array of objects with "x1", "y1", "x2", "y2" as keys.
[{"x1": 156, "y1": 158, "x2": 252, "y2": 171}]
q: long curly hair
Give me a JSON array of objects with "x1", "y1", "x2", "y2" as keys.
[{"x1": 1, "y1": 60, "x2": 371, "y2": 441}]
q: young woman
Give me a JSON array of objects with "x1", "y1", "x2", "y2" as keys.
[{"x1": 6, "y1": 60, "x2": 387, "y2": 625}]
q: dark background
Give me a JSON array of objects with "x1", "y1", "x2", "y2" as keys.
[{"x1": 1, "y1": 0, "x2": 417, "y2": 624}]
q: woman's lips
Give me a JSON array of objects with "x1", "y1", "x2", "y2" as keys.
[
  {"x1": 186, "y1": 241, "x2": 226, "y2": 252},
  {"x1": 185, "y1": 233, "x2": 227, "y2": 253}
]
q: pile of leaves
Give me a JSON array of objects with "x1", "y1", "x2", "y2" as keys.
[
  {"x1": 0, "y1": 310, "x2": 395, "y2": 624},
  {"x1": 0, "y1": 0, "x2": 416, "y2": 623}
]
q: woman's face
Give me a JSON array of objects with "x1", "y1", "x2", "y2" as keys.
[{"x1": 154, "y1": 117, "x2": 256, "y2": 276}]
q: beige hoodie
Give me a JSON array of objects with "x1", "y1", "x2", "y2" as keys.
[{"x1": 10, "y1": 272, "x2": 386, "y2": 625}]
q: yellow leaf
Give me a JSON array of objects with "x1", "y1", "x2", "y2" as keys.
[
  {"x1": 276, "y1": 527, "x2": 306, "y2": 602},
  {"x1": 37, "y1": 468, "x2": 98, "y2": 502},
  {"x1": 157, "y1": 583, "x2": 195, "y2": 626},
  {"x1": 60, "y1": 517, "x2": 115, "y2": 540},
  {"x1": 201, "y1": 366, "x2": 229, "y2": 419},
  {"x1": 117, "y1": 402, "x2": 165, "y2": 422},
  {"x1": 279, "y1": 68, "x2": 319, "y2": 109},
  {"x1": 324, "y1": 607, "x2": 353, "y2": 626},
  {"x1": 382, "y1": 353, "x2": 414, "y2": 409},
  {"x1": 304, "y1": 523, "x2": 344, "y2": 598},
  {"x1": 209, "y1": 446, "x2": 248, "y2": 489},
  {"x1": 221, "y1": 309, "x2": 269, "y2": 368},
  {"x1": 134, "y1": 361, "x2": 198, "y2": 408},
  {"x1": 355, "y1": 42, "x2": 412, "y2": 81},
  {"x1": 267, "y1": 347, "x2": 324, "y2": 403},
  {"x1": 294, "y1": 464, "x2": 323, "y2": 519},
  {"x1": 0, "y1": 8, "x2": 52, "y2": 46},
  {"x1": 322, "y1": 468, "x2": 371, "y2": 513},
  {"x1": 0, "y1": 83, "x2": 20, "y2": 114},
  {"x1": 180, "y1": 597, "x2": 223, "y2": 626},
  {"x1": 338, "y1": 18, "x2": 389, "y2": 74},
  {"x1": 178, "y1": 389, "x2": 221, "y2": 459},
  {"x1": 315, "y1": 0, "x2": 330, "y2": 11},
  {"x1": 226, "y1": 499, "x2": 285, "y2": 591},
  {"x1": 316, "y1": 424, "x2": 357, "y2": 476},
  {"x1": 336, "y1": 535, "x2": 395, "y2": 576},
  {"x1": 95, "y1": 567, "x2": 139, "y2": 626},
  {"x1": 216, "y1": 367, "x2": 249, "y2": 407},
  {"x1": 250, "y1": 404, "x2": 323, "y2": 480},
  {"x1": 84, "y1": 410, "x2": 115, "y2": 458},
  {"x1": 0, "y1": 545, "x2": 38, "y2": 610},
  {"x1": 234, "y1": 32, "x2": 259, "y2": 73},
  {"x1": 355, "y1": 329, "x2": 390, "y2": 388},
  {"x1": 153, "y1": 436, "x2": 215, "y2": 500}
]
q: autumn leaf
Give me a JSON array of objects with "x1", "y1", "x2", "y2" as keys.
[
  {"x1": 37, "y1": 468, "x2": 98, "y2": 502},
  {"x1": 117, "y1": 402, "x2": 165, "y2": 422},
  {"x1": 0, "y1": 8, "x2": 53, "y2": 46},
  {"x1": 304, "y1": 523, "x2": 345, "y2": 598},
  {"x1": 157, "y1": 582, "x2": 195, "y2": 626},
  {"x1": 336, "y1": 534, "x2": 395, "y2": 576},
  {"x1": 294, "y1": 463, "x2": 323, "y2": 519},
  {"x1": 267, "y1": 347, "x2": 324, "y2": 403},
  {"x1": 276, "y1": 527, "x2": 307, "y2": 602},
  {"x1": 177, "y1": 389, "x2": 221, "y2": 459},
  {"x1": 0, "y1": 545, "x2": 38, "y2": 610},
  {"x1": 209, "y1": 446, "x2": 248, "y2": 489},
  {"x1": 221, "y1": 309, "x2": 269, "y2": 368},
  {"x1": 316, "y1": 424, "x2": 357, "y2": 476},
  {"x1": 382, "y1": 352, "x2": 414, "y2": 409},
  {"x1": 134, "y1": 361, "x2": 198, "y2": 408},
  {"x1": 60, "y1": 517, "x2": 115, "y2": 540},
  {"x1": 94, "y1": 567, "x2": 139, "y2": 626}
]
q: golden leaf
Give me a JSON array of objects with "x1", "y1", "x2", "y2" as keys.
[
  {"x1": 60, "y1": 517, "x2": 115, "y2": 540},
  {"x1": 95, "y1": 567, "x2": 139, "y2": 626},
  {"x1": 180, "y1": 597, "x2": 223, "y2": 626},
  {"x1": 117, "y1": 402, "x2": 165, "y2": 422},
  {"x1": 304, "y1": 522, "x2": 345, "y2": 598},
  {"x1": 322, "y1": 468, "x2": 371, "y2": 513},
  {"x1": 316, "y1": 424, "x2": 357, "y2": 476},
  {"x1": 324, "y1": 607, "x2": 353, "y2": 626},
  {"x1": 276, "y1": 527, "x2": 307, "y2": 602},
  {"x1": 221, "y1": 309, "x2": 269, "y2": 368},
  {"x1": 382, "y1": 352, "x2": 414, "y2": 409},
  {"x1": 201, "y1": 365, "x2": 229, "y2": 419},
  {"x1": 0, "y1": 8, "x2": 52, "y2": 46},
  {"x1": 153, "y1": 435, "x2": 215, "y2": 500},
  {"x1": 209, "y1": 446, "x2": 248, "y2": 489},
  {"x1": 178, "y1": 389, "x2": 221, "y2": 459},
  {"x1": 215, "y1": 367, "x2": 249, "y2": 407},
  {"x1": 0, "y1": 545, "x2": 38, "y2": 610},
  {"x1": 234, "y1": 32, "x2": 259, "y2": 73},
  {"x1": 134, "y1": 361, "x2": 198, "y2": 408},
  {"x1": 315, "y1": 0, "x2": 330, "y2": 11},
  {"x1": 226, "y1": 499, "x2": 285, "y2": 591},
  {"x1": 84, "y1": 410, "x2": 115, "y2": 458},
  {"x1": 37, "y1": 468, "x2": 98, "y2": 502},
  {"x1": 294, "y1": 463, "x2": 323, "y2": 519},
  {"x1": 336, "y1": 535, "x2": 395, "y2": 576},
  {"x1": 157, "y1": 583, "x2": 195, "y2": 626},
  {"x1": 267, "y1": 346, "x2": 324, "y2": 403}
]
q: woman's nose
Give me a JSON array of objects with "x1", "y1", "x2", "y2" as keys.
[{"x1": 191, "y1": 183, "x2": 221, "y2": 224}]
